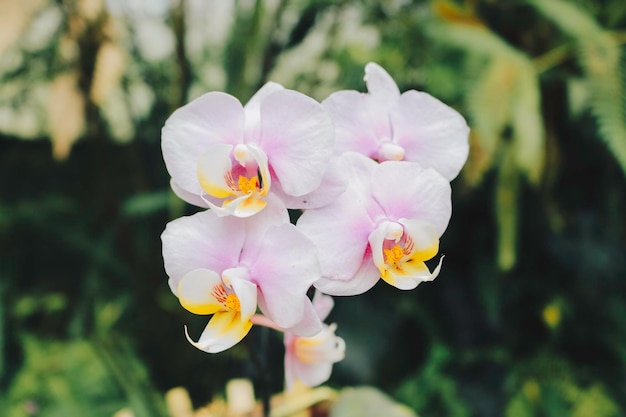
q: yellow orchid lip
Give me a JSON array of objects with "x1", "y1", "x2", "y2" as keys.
[{"x1": 176, "y1": 268, "x2": 258, "y2": 354}]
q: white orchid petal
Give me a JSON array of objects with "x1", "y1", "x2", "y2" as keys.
[
  {"x1": 311, "y1": 291, "x2": 334, "y2": 321},
  {"x1": 246, "y1": 143, "x2": 271, "y2": 195},
  {"x1": 162, "y1": 92, "x2": 244, "y2": 195},
  {"x1": 322, "y1": 90, "x2": 379, "y2": 157},
  {"x1": 372, "y1": 161, "x2": 452, "y2": 236},
  {"x1": 197, "y1": 144, "x2": 236, "y2": 199},
  {"x1": 170, "y1": 179, "x2": 210, "y2": 208},
  {"x1": 228, "y1": 275, "x2": 258, "y2": 322},
  {"x1": 390, "y1": 90, "x2": 469, "y2": 181},
  {"x1": 247, "y1": 224, "x2": 321, "y2": 329},
  {"x1": 205, "y1": 194, "x2": 266, "y2": 218},
  {"x1": 313, "y1": 253, "x2": 380, "y2": 296},
  {"x1": 184, "y1": 311, "x2": 252, "y2": 354},
  {"x1": 364, "y1": 62, "x2": 401, "y2": 105},
  {"x1": 383, "y1": 255, "x2": 444, "y2": 290},
  {"x1": 244, "y1": 81, "x2": 285, "y2": 140},
  {"x1": 284, "y1": 323, "x2": 346, "y2": 389},
  {"x1": 161, "y1": 210, "x2": 246, "y2": 294},
  {"x1": 177, "y1": 269, "x2": 224, "y2": 315},
  {"x1": 258, "y1": 89, "x2": 334, "y2": 196}
]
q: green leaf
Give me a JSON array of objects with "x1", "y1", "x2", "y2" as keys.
[
  {"x1": 122, "y1": 190, "x2": 170, "y2": 218},
  {"x1": 496, "y1": 142, "x2": 519, "y2": 271},
  {"x1": 511, "y1": 59, "x2": 544, "y2": 185}
]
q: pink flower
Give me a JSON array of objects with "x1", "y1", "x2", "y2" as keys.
[
  {"x1": 322, "y1": 62, "x2": 469, "y2": 180},
  {"x1": 284, "y1": 292, "x2": 345, "y2": 389},
  {"x1": 297, "y1": 152, "x2": 451, "y2": 296},
  {"x1": 162, "y1": 82, "x2": 334, "y2": 217},
  {"x1": 161, "y1": 196, "x2": 322, "y2": 353}
]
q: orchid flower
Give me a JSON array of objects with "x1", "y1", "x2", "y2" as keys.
[
  {"x1": 162, "y1": 82, "x2": 334, "y2": 217},
  {"x1": 297, "y1": 152, "x2": 451, "y2": 296},
  {"x1": 322, "y1": 62, "x2": 469, "y2": 181},
  {"x1": 284, "y1": 291, "x2": 345, "y2": 389},
  {"x1": 161, "y1": 196, "x2": 322, "y2": 353}
]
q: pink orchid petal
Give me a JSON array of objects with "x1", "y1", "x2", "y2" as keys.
[
  {"x1": 364, "y1": 62, "x2": 401, "y2": 106},
  {"x1": 269, "y1": 156, "x2": 347, "y2": 209},
  {"x1": 161, "y1": 210, "x2": 246, "y2": 294},
  {"x1": 177, "y1": 269, "x2": 223, "y2": 315},
  {"x1": 258, "y1": 90, "x2": 334, "y2": 196},
  {"x1": 297, "y1": 190, "x2": 375, "y2": 281},
  {"x1": 284, "y1": 323, "x2": 345, "y2": 389},
  {"x1": 371, "y1": 162, "x2": 452, "y2": 236},
  {"x1": 296, "y1": 153, "x2": 381, "y2": 282},
  {"x1": 244, "y1": 81, "x2": 285, "y2": 140},
  {"x1": 283, "y1": 297, "x2": 323, "y2": 337},
  {"x1": 338, "y1": 152, "x2": 382, "y2": 219},
  {"x1": 322, "y1": 90, "x2": 379, "y2": 157},
  {"x1": 162, "y1": 92, "x2": 245, "y2": 195},
  {"x1": 245, "y1": 224, "x2": 321, "y2": 329},
  {"x1": 390, "y1": 90, "x2": 469, "y2": 181},
  {"x1": 284, "y1": 340, "x2": 298, "y2": 390},
  {"x1": 361, "y1": 63, "x2": 401, "y2": 140},
  {"x1": 197, "y1": 144, "x2": 236, "y2": 199},
  {"x1": 170, "y1": 179, "x2": 210, "y2": 208},
  {"x1": 312, "y1": 291, "x2": 334, "y2": 321},
  {"x1": 240, "y1": 194, "x2": 289, "y2": 263},
  {"x1": 288, "y1": 357, "x2": 333, "y2": 390},
  {"x1": 184, "y1": 311, "x2": 252, "y2": 354},
  {"x1": 313, "y1": 251, "x2": 380, "y2": 296}
]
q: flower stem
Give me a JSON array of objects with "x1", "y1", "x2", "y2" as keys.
[{"x1": 250, "y1": 326, "x2": 272, "y2": 417}]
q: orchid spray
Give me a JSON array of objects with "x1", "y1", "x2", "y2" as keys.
[{"x1": 161, "y1": 62, "x2": 469, "y2": 413}]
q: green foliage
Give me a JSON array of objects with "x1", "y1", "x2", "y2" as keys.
[
  {"x1": 504, "y1": 356, "x2": 622, "y2": 417},
  {"x1": 395, "y1": 345, "x2": 470, "y2": 417},
  {"x1": 528, "y1": 0, "x2": 626, "y2": 178},
  {"x1": 0, "y1": 335, "x2": 168, "y2": 417},
  {"x1": 0, "y1": 336, "x2": 124, "y2": 417}
]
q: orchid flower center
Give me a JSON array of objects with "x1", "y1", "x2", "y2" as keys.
[
  {"x1": 237, "y1": 175, "x2": 260, "y2": 195},
  {"x1": 382, "y1": 233, "x2": 415, "y2": 272},
  {"x1": 223, "y1": 147, "x2": 264, "y2": 198},
  {"x1": 211, "y1": 283, "x2": 241, "y2": 313},
  {"x1": 197, "y1": 143, "x2": 272, "y2": 217},
  {"x1": 369, "y1": 220, "x2": 440, "y2": 289},
  {"x1": 378, "y1": 142, "x2": 405, "y2": 161}
]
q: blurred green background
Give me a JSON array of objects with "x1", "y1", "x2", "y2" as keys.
[{"x1": 1, "y1": 0, "x2": 626, "y2": 416}]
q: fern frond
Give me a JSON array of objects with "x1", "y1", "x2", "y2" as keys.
[
  {"x1": 526, "y1": 0, "x2": 601, "y2": 37},
  {"x1": 584, "y1": 44, "x2": 626, "y2": 174},
  {"x1": 528, "y1": 0, "x2": 626, "y2": 177}
]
